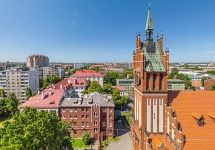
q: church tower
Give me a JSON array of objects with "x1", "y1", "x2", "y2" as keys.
[{"x1": 131, "y1": 6, "x2": 169, "y2": 150}]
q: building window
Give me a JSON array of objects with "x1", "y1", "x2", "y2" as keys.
[
  {"x1": 153, "y1": 113, "x2": 155, "y2": 119},
  {"x1": 109, "y1": 122, "x2": 112, "y2": 127},
  {"x1": 159, "y1": 74, "x2": 163, "y2": 90},
  {"x1": 153, "y1": 74, "x2": 156, "y2": 90},
  {"x1": 62, "y1": 108, "x2": 65, "y2": 112},
  {"x1": 94, "y1": 121, "x2": 98, "y2": 126},
  {"x1": 82, "y1": 108, "x2": 85, "y2": 112},
  {"x1": 74, "y1": 108, "x2": 77, "y2": 112},
  {"x1": 74, "y1": 122, "x2": 77, "y2": 127},
  {"x1": 86, "y1": 122, "x2": 89, "y2": 127},
  {"x1": 110, "y1": 108, "x2": 112, "y2": 113},
  {"x1": 147, "y1": 98, "x2": 150, "y2": 105},
  {"x1": 86, "y1": 108, "x2": 90, "y2": 112},
  {"x1": 70, "y1": 115, "x2": 72, "y2": 119},
  {"x1": 86, "y1": 115, "x2": 89, "y2": 119},
  {"x1": 154, "y1": 99, "x2": 156, "y2": 105},
  {"x1": 94, "y1": 112, "x2": 98, "y2": 117},
  {"x1": 82, "y1": 122, "x2": 85, "y2": 127},
  {"x1": 74, "y1": 115, "x2": 77, "y2": 119},
  {"x1": 94, "y1": 128, "x2": 98, "y2": 133},
  {"x1": 82, "y1": 115, "x2": 85, "y2": 119},
  {"x1": 70, "y1": 109, "x2": 73, "y2": 112},
  {"x1": 102, "y1": 108, "x2": 106, "y2": 112}
]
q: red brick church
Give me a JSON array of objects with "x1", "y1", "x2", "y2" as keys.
[{"x1": 131, "y1": 6, "x2": 215, "y2": 150}]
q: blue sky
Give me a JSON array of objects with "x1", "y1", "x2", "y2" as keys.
[{"x1": 0, "y1": 0, "x2": 215, "y2": 63}]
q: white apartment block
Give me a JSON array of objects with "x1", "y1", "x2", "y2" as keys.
[
  {"x1": 39, "y1": 67, "x2": 64, "y2": 79},
  {"x1": 0, "y1": 69, "x2": 39, "y2": 102}
]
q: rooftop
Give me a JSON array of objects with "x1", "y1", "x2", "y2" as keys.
[
  {"x1": 54, "y1": 78, "x2": 86, "y2": 89},
  {"x1": 20, "y1": 88, "x2": 63, "y2": 109},
  {"x1": 72, "y1": 69, "x2": 104, "y2": 78},
  {"x1": 60, "y1": 92, "x2": 115, "y2": 107},
  {"x1": 168, "y1": 91, "x2": 215, "y2": 149}
]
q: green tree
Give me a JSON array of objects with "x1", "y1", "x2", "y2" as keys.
[
  {"x1": 211, "y1": 84, "x2": 215, "y2": 91},
  {"x1": 101, "y1": 84, "x2": 113, "y2": 94},
  {"x1": 104, "y1": 71, "x2": 119, "y2": 85},
  {"x1": 82, "y1": 131, "x2": 91, "y2": 145},
  {"x1": 112, "y1": 89, "x2": 127, "y2": 109},
  {"x1": 86, "y1": 81, "x2": 102, "y2": 93},
  {"x1": 0, "y1": 89, "x2": 5, "y2": 97},
  {"x1": 0, "y1": 108, "x2": 72, "y2": 150},
  {"x1": 42, "y1": 74, "x2": 61, "y2": 89},
  {"x1": 25, "y1": 87, "x2": 33, "y2": 100},
  {"x1": 6, "y1": 93, "x2": 19, "y2": 115},
  {"x1": 168, "y1": 68, "x2": 179, "y2": 79},
  {"x1": 0, "y1": 93, "x2": 18, "y2": 117}
]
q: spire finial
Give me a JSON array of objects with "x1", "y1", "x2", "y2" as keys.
[{"x1": 145, "y1": 3, "x2": 153, "y2": 40}]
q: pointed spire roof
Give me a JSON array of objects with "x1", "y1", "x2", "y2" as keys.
[{"x1": 145, "y1": 5, "x2": 153, "y2": 31}]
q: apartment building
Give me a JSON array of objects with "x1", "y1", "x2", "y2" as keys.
[
  {"x1": 59, "y1": 93, "x2": 115, "y2": 140},
  {"x1": 168, "y1": 79, "x2": 185, "y2": 91},
  {"x1": 39, "y1": 66, "x2": 64, "y2": 79},
  {"x1": 26, "y1": 54, "x2": 49, "y2": 68},
  {"x1": 116, "y1": 79, "x2": 134, "y2": 96},
  {"x1": 0, "y1": 69, "x2": 39, "y2": 102}
]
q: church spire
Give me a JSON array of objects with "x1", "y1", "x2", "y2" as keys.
[{"x1": 145, "y1": 4, "x2": 153, "y2": 40}]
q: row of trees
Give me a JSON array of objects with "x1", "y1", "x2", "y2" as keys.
[
  {"x1": 104, "y1": 69, "x2": 133, "y2": 86},
  {"x1": 0, "y1": 108, "x2": 72, "y2": 150},
  {"x1": 83, "y1": 81, "x2": 127, "y2": 109},
  {"x1": 168, "y1": 68, "x2": 193, "y2": 89}
]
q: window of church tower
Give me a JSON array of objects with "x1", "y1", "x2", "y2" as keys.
[
  {"x1": 146, "y1": 73, "x2": 150, "y2": 90},
  {"x1": 153, "y1": 74, "x2": 156, "y2": 90},
  {"x1": 159, "y1": 74, "x2": 163, "y2": 90}
]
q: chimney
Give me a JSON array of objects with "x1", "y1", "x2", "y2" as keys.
[
  {"x1": 60, "y1": 84, "x2": 63, "y2": 90},
  {"x1": 41, "y1": 92, "x2": 44, "y2": 100},
  {"x1": 68, "y1": 79, "x2": 71, "y2": 84}
]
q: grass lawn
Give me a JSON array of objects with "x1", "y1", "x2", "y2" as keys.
[{"x1": 71, "y1": 138, "x2": 90, "y2": 149}]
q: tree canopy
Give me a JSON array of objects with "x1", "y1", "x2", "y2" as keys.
[
  {"x1": 0, "y1": 108, "x2": 72, "y2": 150},
  {"x1": 0, "y1": 93, "x2": 18, "y2": 117},
  {"x1": 0, "y1": 89, "x2": 6, "y2": 98},
  {"x1": 41, "y1": 74, "x2": 61, "y2": 89},
  {"x1": 25, "y1": 87, "x2": 33, "y2": 100},
  {"x1": 82, "y1": 131, "x2": 91, "y2": 145},
  {"x1": 104, "y1": 71, "x2": 119, "y2": 86},
  {"x1": 168, "y1": 68, "x2": 193, "y2": 89}
]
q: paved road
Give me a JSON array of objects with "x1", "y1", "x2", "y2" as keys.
[{"x1": 106, "y1": 131, "x2": 133, "y2": 150}]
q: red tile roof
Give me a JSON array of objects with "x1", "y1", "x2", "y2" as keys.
[
  {"x1": 20, "y1": 89, "x2": 63, "y2": 109},
  {"x1": 54, "y1": 78, "x2": 86, "y2": 89},
  {"x1": 116, "y1": 86, "x2": 126, "y2": 91},
  {"x1": 168, "y1": 91, "x2": 215, "y2": 150},
  {"x1": 72, "y1": 69, "x2": 104, "y2": 78}
]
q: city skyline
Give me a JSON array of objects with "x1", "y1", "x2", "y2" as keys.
[{"x1": 0, "y1": 0, "x2": 215, "y2": 63}]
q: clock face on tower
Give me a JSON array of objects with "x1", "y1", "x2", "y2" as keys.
[{"x1": 135, "y1": 73, "x2": 140, "y2": 86}]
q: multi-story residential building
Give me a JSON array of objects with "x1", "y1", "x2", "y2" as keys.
[
  {"x1": 39, "y1": 66, "x2": 64, "y2": 79},
  {"x1": 26, "y1": 54, "x2": 49, "y2": 68},
  {"x1": 0, "y1": 69, "x2": 39, "y2": 102},
  {"x1": 168, "y1": 79, "x2": 185, "y2": 91},
  {"x1": 59, "y1": 92, "x2": 115, "y2": 140},
  {"x1": 71, "y1": 70, "x2": 104, "y2": 86},
  {"x1": 131, "y1": 6, "x2": 215, "y2": 150},
  {"x1": 116, "y1": 79, "x2": 134, "y2": 95}
]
